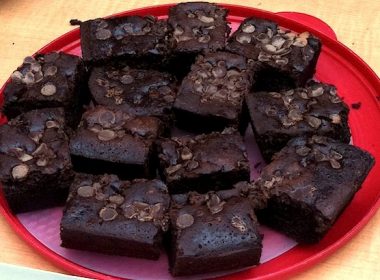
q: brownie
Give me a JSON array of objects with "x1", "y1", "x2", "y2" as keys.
[
  {"x1": 227, "y1": 17, "x2": 321, "y2": 91},
  {"x1": 245, "y1": 81, "x2": 350, "y2": 162},
  {"x1": 167, "y1": 2, "x2": 230, "y2": 76},
  {"x1": 60, "y1": 174, "x2": 170, "y2": 259},
  {"x1": 255, "y1": 136, "x2": 374, "y2": 243},
  {"x1": 69, "y1": 106, "x2": 164, "y2": 179},
  {"x1": 2, "y1": 52, "x2": 86, "y2": 126},
  {"x1": 157, "y1": 128, "x2": 250, "y2": 194},
  {"x1": 169, "y1": 190, "x2": 262, "y2": 276},
  {"x1": 88, "y1": 65, "x2": 177, "y2": 123},
  {"x1": 173, "y1": 51, "x2": 254, "y2": 133},
  {"x1": 79, "y1": 15, "x2": 170, "y2": 67},
  {"x1": 0, "y1": 108, "x2": 73, "y2": 213}
]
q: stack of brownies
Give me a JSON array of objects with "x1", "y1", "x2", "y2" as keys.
[{"x1": 0, "y1": 2, "x2": 375, "y2": 277}]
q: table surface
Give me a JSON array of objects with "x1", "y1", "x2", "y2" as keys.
[{"x1": 0, "y1": 0, "x2": 379, "y2": 279}]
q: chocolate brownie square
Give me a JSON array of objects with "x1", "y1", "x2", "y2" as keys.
[
  {"x1": 167, "y1": 2, "x2": 230, "y2": 76},
  {"x1": 226, "y1": 17, "x2": 321, "y2": 91},
  {"x1": 0, "y1": 108, "x2": 73, "y2": 213},
  {"x1": 2, "y1": 52, "x2": 86, "y2": 126},
  {"x1": 69, "y1": 106, "x2": 164, "y2": 179},
  {"x1": 158, "y1": 128, "x2": 250, "y2": 194},
  {"x1": 255, "y1": 136, "x2": 374, "y2": 243},
  {"x1": 245, "y1": 81, "x2": 350, "y2": 162},
  {"x1": 60, "y1": 174, "x2": 170, "y2": 259},
  {"x1": 173, "y1": 51, "x2": 254, "y2": 133},
  {"x1": 79, "y1": 15, "x2": 170, "y2": 67},
  {"x1": 169, "y1": 190, "x2": 262, "y2": 276},
  {"x1": 88, "y1": 65, "x2": 177, "y2": 123}
]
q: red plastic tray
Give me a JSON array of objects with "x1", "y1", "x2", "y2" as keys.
[{"x1": 1, "y1": 4, "x2": 380, "y2": 280}]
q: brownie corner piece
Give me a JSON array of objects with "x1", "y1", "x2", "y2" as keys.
[
  {"x1": 245, "y1": 81, "x2": 350, "y2": 162},
  {"x1": 0, "y1": 107, "x2": 73, "y2": 213},
  {"x1": 227, "y1": 17, "x2": 321, "y2": 91},
  {"x1": 255, "y1": 135, "x2": 374, "y2": 243},
  {"x1": 158, "y1": 128, "x2": 250, "y2": 194},
  {"x1": 169, "y1": 190, "x2": 262, "y2": 276},
  {"x1": 69, "y1": 106, "x2": 164, "y2": 179},
  {"x1": 60, "y1": 174, "x2": 170, "y2": 259},
  {"x1": 2, "y1": 52, "x2": 86, "y2": 126},
  {"x1": 79, "y1": 15, "x2": 170, "y2": 67},
  {"x1": 173, "y1": 51, "x2": 254, "y2": 133}
]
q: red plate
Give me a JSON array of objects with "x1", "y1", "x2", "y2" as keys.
[{"x1": 1, "y1": 4, "x2": 380, "y2": 280}]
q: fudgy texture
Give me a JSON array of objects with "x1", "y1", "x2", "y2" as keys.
[
  {"x1": 60, "y1": 174, "x2": 170, "y2": 259},
  {"x1": 245, "y1": 81, "x2": 350, "y2": 162},
  {"x1": 227, "y1": 17, "x2": 321, "y2": 91},
  {"x1": 167, "y1": 2, "x2": 230, "y2": 77},
  {"x1": 2, "y1": 52, "x2": 86, "y2": 126},
  {"x1": 169, "y1": 190, "x2": 262, "y2": 276},
  {"x1": 157, "y1": 128, "x2": 250, "y2": 194},
  {"x1": 88, "y1": 65, "x2": 177, "y2": 124},
  {"x1": 173, "y1": 51, "x2": 254, "y2": 133},
  {"x1": 79, "y1": 16, "x2": 171, "y2": 67},
  {"x1": 255, "y1": 136, "x2": 374, "y2": 243},
  {"x1": 69, "y1": 106, "x2": 164, "y2": 179},
  {"x1": 0, "y1": 108, "x2": 73, "y2": 213}
]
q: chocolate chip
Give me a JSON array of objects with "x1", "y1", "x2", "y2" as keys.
[
  {"x1": 77, "y1": 185, "x2": 95, "y2": 198},
  {"x1": 40, "y1": 83, "x2": 57, "y2": 96},
  {"x1": 298, "y1": 90, "x2": 309, "y2": 99},
  {"x1": 23, "y1": 56, "x2": 36, "y2": 64},
  {"x1": 281, "y1": 116, "x2": 296, "y2": 127},
  {"x1": 309, "y1": 86, "x2": 324, "y2": 97},
  {"x1": 23, "y1": 72, "x2": 35, "y2": 84},
  {"x1": 97, "y1": 20, "x2": 109, "y2": 29},
  {"x1": 295, "y1": 146, "x2": 311, "y2": 157},
  {"x1": 166, "y1": 164, "x2": 182, "y2": 175},
  {"x1": 271, "y1": 35, "x2": 286, "y2": 49},
  {"x1": 236, "y1": 33, "x2": 251, "y2": 44},
  {"x1": 186, "y1": 160, "x2": 199, "y2": 171},
  {"x1": 44, "y1": 65, "x2": 58, "y2": 76},
  {"x1": 12, "y1": 164, "x2": 29, "y2": 180},
  {"x1": 268, "y1": 91, "x2": 282, "y2": 98},
  {"x1": 330, "y1": 95, "x2": 342, "y2": 104},
  {"x1": 305, "y1": 115, "x2": 322, "y2": 128},
  {"x1": 293, "y1": 37, "x2": 308, "y2": 47},
  {"x1": 330, "y1": 158, "x2": 341, "y2": 169},
  {"x1": 258, "y1": 52, "x2": 271, "y2": 62},
  {"x1": 231, "y1": 215, "x2": 247, "y2": 233},
  {"x1": 187, "y1": 12, "x2": 196, "y2": 18},
  {"x1": 18, "y1": 153, "x2": 33, "y2": 162},
  {"x1": 109, "y1": 194, "x2": 125, "y2": 205},
  {"x1": 30, "y1": 63, "x2": 42, "y2": 72},
  {"x1": 95, "y1": 29, "x2": 112, "y2": 40},
  {"x1": 329, "y1": 113, "x2": 341, "y2": 124},
  {"x1": 34, "y1": 71, "x2": 44, "y2": 83},
  {"x1": 120, "y1": 74, "x2": 134, "y2": 84},
  {"x1": 288, "y1": 109, "x2": 303, "y2": 121},
  {"x1": 11, "y1": 71, "x2": 23, "y2": 81},
  {"x1": 212, "y1": 66, "x2": 227, "y2": 78},
  {"x1": 198, "y1": 15, "x2": 214, "y2": 23},
  {"x1": 99, "y1": 207, "x2": 118, "y2": 221},
  {"x1": 180, "y1": 147, "x2": 193, "y2": 161},
  {"x1": 198, "y1": 35, "x2": 211, "y2": 43},
  {"x1": 123, "y1": 204, "x2": 137, "y2": 219},
  {"x1": 142, "y1": 26, "x2": 151, "y2": 33},
  {"x1": 207, "y1": 194, "x2": 225, "y2": 214},
  {"x1": 97, "y1": 129, "x2": 117, "y2": 141},
  {"x1": 275, "y1": 57, "x2": 289, "y2": 66},
  {"x1": 267, "y1": 28, "x2": 274, "y2": 38},
  {"x1": 98, "y1": 110, "x2": 116, "y2": 128},
  {"x1": 262, "y1": 44, "x2": 277, "y2": 54},
  {"x1": 46, "y1": 120, "x2": 60, "y2": 129},
  {"x1": 242, "y1": 24, "x2": 255, "y2": 33},
  {"x1": 176, "y1": 213, "x2": 194, "y2": 229}
]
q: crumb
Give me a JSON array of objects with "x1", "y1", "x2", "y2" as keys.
[
  {"x1": 351, "y1": 102, "x2": 362, "y2": 109},
  {"x1": 70, "y1": 19, "x2": 82, "y2": 26},
  {"x1": 12, "y1": 42, "x2": 15, "y2": 45}
]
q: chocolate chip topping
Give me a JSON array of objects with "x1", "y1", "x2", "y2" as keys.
[
  {"x1": 40, "y1": 83, "x2": 57, "y2": 96},
  {"x1": 77, "y1": 185, "x2": 95, "y2": 198},
  {"x1": 231, "y1": 215, "x2": 247, "y2": 233},
  {"x1": 206, "y1": 193, "x2": 226, "y2": 214},
  {"x1": 176, "y1": 213, "x2": 194, "y2": 229},
  {"x1": 95, "y1": 28, "x2": 112, "y2": 40},
  {"x1": 99, "y1": 206, "x2": 118, "y2": 221},
  {"x1": 11, "y1": 164, "x2": 29, "y2": 180}
]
